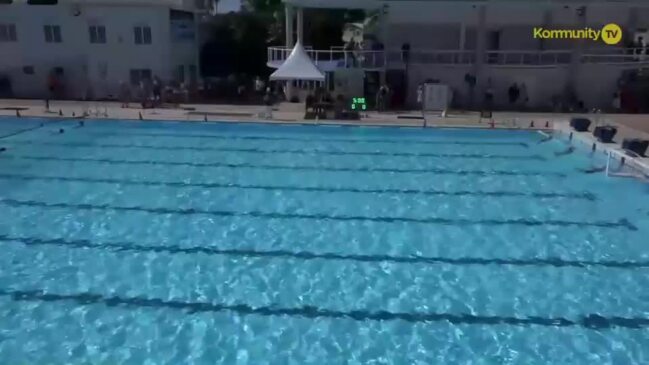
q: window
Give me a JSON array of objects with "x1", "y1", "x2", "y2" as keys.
[
  {"x1": 89, "y1": 25, "x2": 106, "y2": 44},
  {"x1": 134, "y1": 26, "x2": 152, "y2": 44},
  {"x1": 28, "y1": 0, "x2": 57, "y2": 4},
  {"x1": 130, "y1": 69, "x2": 152, "y2": 85},
  {"x1": 44, "y1": 25, "x2": 62, "y2": 43},
  {"x1": 23, "y1": 66, "x2": 35, "y2": 75},
  {"x1": 0, "y1": 24, "x2": 17, "y2": 42}
]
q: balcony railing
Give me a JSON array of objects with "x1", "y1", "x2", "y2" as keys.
[{"x1": 267, "y1": 46, "x2": 649, "y2": 68}]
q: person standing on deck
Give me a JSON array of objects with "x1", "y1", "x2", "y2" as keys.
[
  {"x1": 519, "y1": 82, "x2": 528, "y2": 110},
  {"x1": 119, "y1": 81, "x2": 131, "y2": 108},
  {"x1": 376, "y1": 84, "x2": 389, "y2": 112},
  {"x1": 612, "y1": 91, "x2": 621, "y2": 112},
  {"x1": 152, "y1": 77, "x2": 162, "y2": 105},
  {"x1": 263, "y1": 87, "x2": 273, "y2": 119},
  {"x1": 508, "y1": 83, "x2": 520, "y2": 108},
  {"x1": 484, "y1": 79, "x2": 494, "y2": 111},
  {"x1": 45, "y1": 73, "x2": 57, "y2": 111}
]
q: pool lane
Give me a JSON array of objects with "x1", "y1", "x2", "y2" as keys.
[
  {"x1": 2, "y1": 239, "x2": 649, "y2": 322},
  {"x1": 0, "y1": 154, "x2": 567, "y2": 176},
  {"x1": 1, "y1": 287, "x2": 647, "y2": 329},
  {"x1": 1, "y1": 139, "x2": 547, "y2": 160},
  {"x1": 0, "y1": 172, "x2": 596, "y2": 200},
  {"x1": 0, "y1": 197, "x2": 635, "y2": 230}
]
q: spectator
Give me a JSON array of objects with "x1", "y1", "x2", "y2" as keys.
[
  {"x1": 612, "y1": 91, "x2": 621, "y2": 112},
  {"x1": 508, "y1": 83, "x2": 520, "y2": 106},
  {"x1": 254, "y1": 77, "x2": 265, "y2": 97},
  {"x1": 377, "y1": 84, "x2": 390, "y2": 112},
  {"x1": 635, "y1": 37, "x2": 645, "y2": 61},
  {"x1": 139, "y1": 80, "x2": 148, "y2": 108},
  {"x1": 520, "y1": 82, "x2": 529, "y2": 109},
  {"x1": 484, "y1": 79, "x2": 494, "y2": 110},
  {"x1": 152, "y1": 77, "x2": 162, "y2": 105},
  {"x1": 263, "y1": 87, "x2": 273, "y2": 118},
  {"x1": 119, "y1": 81, "x2": 131, "y2": 108}
]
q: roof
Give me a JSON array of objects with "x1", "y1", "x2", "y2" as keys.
[
  {"x1": 5, "y1": 0, "x2": 205, "y2": 11},
  {"x1": 270, "y1": 42, "x2": 325, "y2": 82},
  {"x1": 284, "y1": 0, "x2": 649, "y2": 8}
]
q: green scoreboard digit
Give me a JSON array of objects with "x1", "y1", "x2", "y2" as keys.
[{"x1": 351, "y1": 97, "x2": 367, "y2": 111}]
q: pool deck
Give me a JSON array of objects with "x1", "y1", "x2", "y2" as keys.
[{"x1": 1, "y1": 98, "x2": 649, "y2": 168}]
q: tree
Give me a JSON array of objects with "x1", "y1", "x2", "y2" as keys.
[
  {"x1": 232, "y1": 14, "x2": 270, "y2": 76},
  {"x1": 243, "y1": 0, "x2": 282, "y2": 13},
  {"x1": 200, "y1": 19, "x2": 237, "y2": 77}
]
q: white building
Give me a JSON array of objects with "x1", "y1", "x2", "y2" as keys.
[
  {"x1": 0, "y1": 0, "x2": 208, "y2": 99},
  {"x1": 270, "y1": 0, "x2": 649, "y2": 110}
]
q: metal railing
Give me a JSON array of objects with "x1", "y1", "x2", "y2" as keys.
[
  {"x1": 267, "y1": 47, "x2": 387, "y2": 68},
  {"x1": 484, "y1": 50, "x2": 572, "y2": 65},
  {"x1": 268, "y1": 46, "x2": 649, "y2": 68}
]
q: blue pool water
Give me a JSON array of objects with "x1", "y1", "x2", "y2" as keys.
[{"x1": 0, "y1": 117, "x2": 648, "y2": 364}]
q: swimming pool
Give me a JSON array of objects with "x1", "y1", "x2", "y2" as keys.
[{"x1": 0, "y1": 117, "x2": 648, "y2": 364}]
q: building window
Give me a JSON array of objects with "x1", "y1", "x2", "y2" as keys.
[
  {"x1": 89, "y1": 25, "x2": 106, "y2": 44},
  {"x1": 28, "y1": 0, "x2": 57, "y2": 4},
  {"x1": 44, "y1": 25, "x2": 62, "y2": 43},
  {"x1": 23, "y1": 66, "x2": 35, "y2": 75},
  {"x1": 130, "y1": 69, "x2": 152, "y2": 85},
  {"x1": 0, "y1": 24, "x2": 17, "y2": 42},
  {"x1": 134, "y1": 26, "x2": 152, "y2": 45}
]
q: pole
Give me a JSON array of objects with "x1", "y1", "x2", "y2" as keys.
[
  {"x1": 284, "y1": 4, "x2": 295, "y2": 101},
  {"x1": 297, "y1": 8, "x2": 304, "y2": 44}
]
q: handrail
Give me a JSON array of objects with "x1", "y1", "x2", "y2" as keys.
[{"x1": 267, "y1": 46, "x2": 649, "y2": 66}]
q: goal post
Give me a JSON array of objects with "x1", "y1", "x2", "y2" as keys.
[{"x1": 421, "y1": 83, "x2": 452, "y2": 127}]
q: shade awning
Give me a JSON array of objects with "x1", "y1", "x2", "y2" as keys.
[{"x1": 269, "y1": 42, "x2": 325, "y2": 82}]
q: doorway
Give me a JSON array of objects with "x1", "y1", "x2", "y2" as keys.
[{"x1": 487, "y1": 30, "x2": 501, "y2": 64}]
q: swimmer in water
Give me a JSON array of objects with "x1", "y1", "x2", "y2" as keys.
[
  {"x1": 578, "y1": 166, "x2": 606, "y2": 174},
  {"x1": 555, "y1": 146, "x2": 575, "y2": 156},
  {"x1": 0, "y1": 147, "x2": 6, "y2": 152}
]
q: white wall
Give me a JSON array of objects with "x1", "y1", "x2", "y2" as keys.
[
  {"x1": 387, "y1": 2, "x2": 478, "y2": 25},
  {"x1": 405, "y1": 64, "x2": 625, "y2": 110},
  {"x1": 383, "y1": 1, "x2": 645, "y2": 51},
  {"x1": 386, "y1": 24, "x2": 461, "y2": 50},
  {"x1": 0, "y1": 1, "x2": 199, "y2": 99}
]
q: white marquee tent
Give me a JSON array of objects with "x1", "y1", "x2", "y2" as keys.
[{"x1": 269, "y1": 42, "x2": 325, "y2": 82}]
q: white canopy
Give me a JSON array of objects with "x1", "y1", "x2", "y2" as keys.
[{"x1": 270, "y1": 42, "x2": 325, "y2": 82}]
